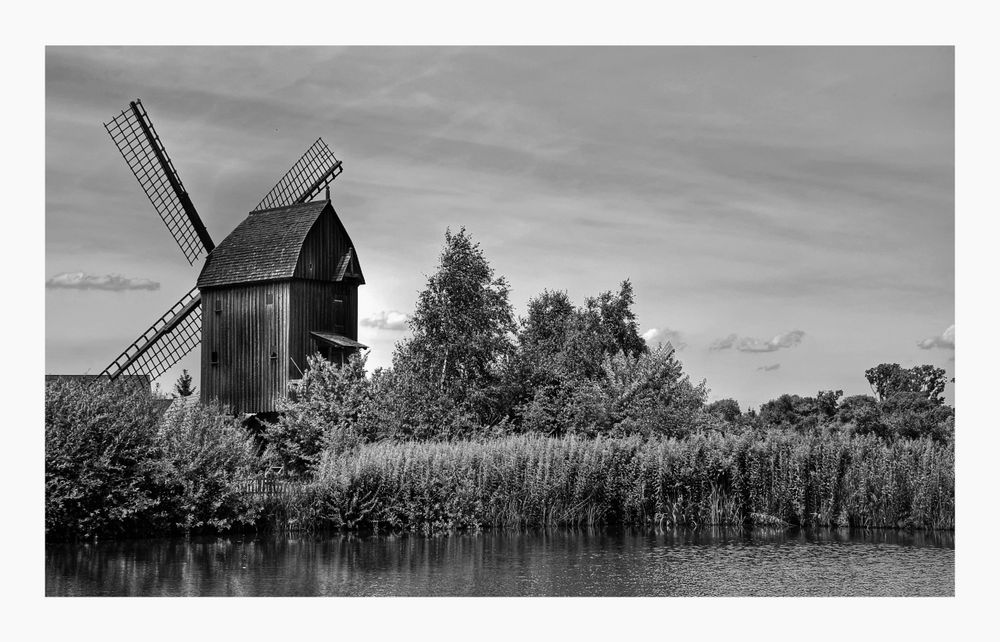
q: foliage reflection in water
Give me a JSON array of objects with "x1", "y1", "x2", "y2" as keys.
[{"x1": 46, "y1": 527, "x2": 954, "y2": 597}]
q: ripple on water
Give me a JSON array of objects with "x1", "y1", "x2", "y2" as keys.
[{"x1": 45, "y1": 527, "x2": 954, "y2": 597}]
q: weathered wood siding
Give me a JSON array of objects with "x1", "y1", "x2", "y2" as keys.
[
  {"x1": 287, "y1": 280, "x2": 359, "y2": 377},
  {"x1": 293, "y1": 206, "x2": 361, "y2": 282},
  {"x1": 200, "y1": 282, "x2": 290, "y2": 414}
]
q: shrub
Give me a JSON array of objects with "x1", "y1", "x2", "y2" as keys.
[
  {"x1": 45, "y1": 379, "x2": 162, "y2": 538},
  {"x1": 153, "y1": 399, "x2": 262, "y2": 531},
  {"x1": 46, "y1": 379, "x2": 265, "y2": 538}
]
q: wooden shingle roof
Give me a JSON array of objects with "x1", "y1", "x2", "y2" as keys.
[{"x1": 197, "y1": 201, "x2": 328, "y2": 289}]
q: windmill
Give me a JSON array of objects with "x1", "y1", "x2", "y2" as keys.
[{"x1": 98, "y1": 99, "x2": 366, "y2": 415}]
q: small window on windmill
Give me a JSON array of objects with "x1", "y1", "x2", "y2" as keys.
[
  {"x1": 333, "y1": 297, "x2": 345, "y2": 329},
  {"x1": 265, "y1": 292, "x2": 274, "y2": 305},
  {"x1": 210, "y1": 350, "x2": 219, "y2": 365},
  {"x1": 214, "y1": 299, "x2": 222, "y2": 313},
  {"x1": 269, "y1": 347, "x2": 278, "y2": 361}
]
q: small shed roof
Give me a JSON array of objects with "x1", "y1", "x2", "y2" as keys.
[
  {"x1": 310, "y1": 331, "x2": 368, "y2": 350},
  {"x1": 198, "y1": 201, "x2": 360, "y2": 289}
]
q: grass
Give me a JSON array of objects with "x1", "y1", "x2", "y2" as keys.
[{"x1": 267, "y1": 431, "x2": 954, "y2": 533}]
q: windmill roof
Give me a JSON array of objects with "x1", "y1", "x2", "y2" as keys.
[{"x1": 197, "y1": 201, "x2": 331, "y2": 289}]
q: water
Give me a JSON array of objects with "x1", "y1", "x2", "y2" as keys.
[{"x1": 45, "y1": 528, "x2": 954, "y2": 597}]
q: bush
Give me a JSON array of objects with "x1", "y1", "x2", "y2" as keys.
[
  {"x1": 264, "y1": 353, "x2": 374, "y2": 474},
  {"x1": 154, "y1": 399, "x2": 262, "y2": 531},
  {"x1": 45, "y1": 379, "x2": 162, "y2": 538},
  {"x1": 46, "y1": 379, "x2": 264, "y2": 539}
]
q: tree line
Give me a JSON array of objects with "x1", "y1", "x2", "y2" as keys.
[{"x1": 263, "y1": 228, "x2": 954, "y2": 476}]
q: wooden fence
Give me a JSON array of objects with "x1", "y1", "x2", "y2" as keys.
[{"x1": 237, "y1": 478, "x2": 306, "y2": 500}]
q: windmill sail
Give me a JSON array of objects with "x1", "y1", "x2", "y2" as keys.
[
  {"x1": 105, "y1": 100, "x2": 215, "y2": 264},
  {"x1": 100, "y1": 287, "x2": 202, "y2": 382},
  {"x1": 252, "y1": 138, "x2": 343, "y2": 212}
]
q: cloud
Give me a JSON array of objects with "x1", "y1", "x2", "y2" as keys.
[
  {"x1": 642, "y1": 327, "x2": 686, "y2": 350},
  {"x1": 917, "y1": 324, "x2": 954, "y2": 350},
  {"x1": 710, "y1": 330, "x2": 806, "y2": 353},
  {"x1": 45, "y1": 272, "x2": 160, "y2": 291},
  {"x1": 360, "y1": 310, "x2": 409, "y2": 331},
  {"x1": 709, "y1": 334, "x2": 739, "y2": 351},
  {"x1": 757, "y1": 363, "x2": 781, "y2": 372},
  {"x1": 737, "y1": 330, "x2": 806, "y2": 353}
]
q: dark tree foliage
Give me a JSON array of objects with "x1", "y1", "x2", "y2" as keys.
[
  {"x1": 519, "y1": 289, "x2": 576, "y2": 356},
  {"x1": 880, "y1": 392, "x2": 954, "y2": 442},
  {"x1": 758, "y1": 394, "x2": 826, "y2": 433},
  {"x1": 816, "y1": 389, "x2": 843, "y2": 418},
  {"x1": 515, "y1": 282, "x2": 648, "y2": 383},
  {"x1": 836, "y1": 395, "x2": 890, "y2": 439},
  {"x1": 865, "y1": 363, "x2": 947, "y2": 404},
  {"x1": 755, "y1": 365, "x2": 953, "y2": 443},
  {"x1": 583, "y1": 279, "x2": 647, "y2": 359},
  {"x1": 509, "y1": 283, "x2": 701, "y2": 437},
  {"x1": 706, "y1": 398, "x2": 742, "y2": 423}
]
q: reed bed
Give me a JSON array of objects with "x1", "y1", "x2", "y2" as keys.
[{"x1": 274, "y1": 432, "x2": 953, "y2": 533}]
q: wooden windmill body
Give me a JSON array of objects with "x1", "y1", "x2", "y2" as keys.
[
  {"x1": 98, "y1": 100, "x2": 366, "y2": 415},
  {"x1": 197, "y1": 201, "x2": 365, "y2": 413}
]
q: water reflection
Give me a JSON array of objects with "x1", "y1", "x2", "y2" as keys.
[{"x1": 46, "y1": 527, "x2": 954, "y2": 597}]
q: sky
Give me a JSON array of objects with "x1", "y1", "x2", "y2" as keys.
[{"x1": 45, "y1": 46, "x2": 954, "y2": 409}]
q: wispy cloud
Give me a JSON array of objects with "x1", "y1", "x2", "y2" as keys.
[
  {"x1": 710, "y1": 330, "x2": 806, "y2": 353},
  {"x1": 45, "y1": 272, "x2": 160, "y2": 291},
  {"x1": 360, "y1": 310, "x2": 409, "y2": 331},
  {"x1": 642, "y1": 327, "x2": 686, "y2": 350},
  {"x1": 757, "y1": 363, "x2": 781, "y2": 372},
  {"x1": 917, "y1": 324, "x2": 954, "y2": 350},
  {"x1": 709, "y1": 334, "x2": 738, "y2": 351}
]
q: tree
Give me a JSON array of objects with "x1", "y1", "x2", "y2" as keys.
[
  {"x1": 583, "y1": 279, "x2": 647, "y2": 358},
  {"x1": 816, "y1": 389, "x2": 843, "y2": 418},
  {"x1": 173, "y1": 369, "x2": 196, "y2": 398},
  {"x1": 909, "y1": 364, "x2": 948, "y2": 404},
  {"x1": 880, "y1": 392, "x2": 954, "y2": 441},
  {"x1": 836, "y1": 394, "x2": 888, "y2": 438},
  {"x1": 510, "y1": 282, "x2": 657, "y2": 433},
  {"x1": 864, "y1": 363, "x2": 947, "y2": 404},
  {"x1": 599, "y1": 345, "x2": 706, "y2": 438},
  {"x1": 383, "y1": 228, "x2": 516, "y2": 436},
  {"x1": 758, "y1": 394, "x2": 820, "y2": 430},
  {"x1": 706, "y1": 398, "x2": 742, "y2": 423}
]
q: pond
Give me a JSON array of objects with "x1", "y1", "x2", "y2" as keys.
[{"x1": 45, "y1": 527, "x2": 954, "y2": 597}]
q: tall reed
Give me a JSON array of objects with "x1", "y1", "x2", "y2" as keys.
[{"x1": 275, "y1": 432, "x2": 953, "y2": 533}]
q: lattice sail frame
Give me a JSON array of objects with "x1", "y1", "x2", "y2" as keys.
[
  {"x1": 252, "y1": 138, "x2": 343, "y2": 212},
  {"x1": 100, "y1": 288, "x2": 202, "y2": 382},
  {"x1": 105, "y1": 100, "x2": 214, "y2": 264}
]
